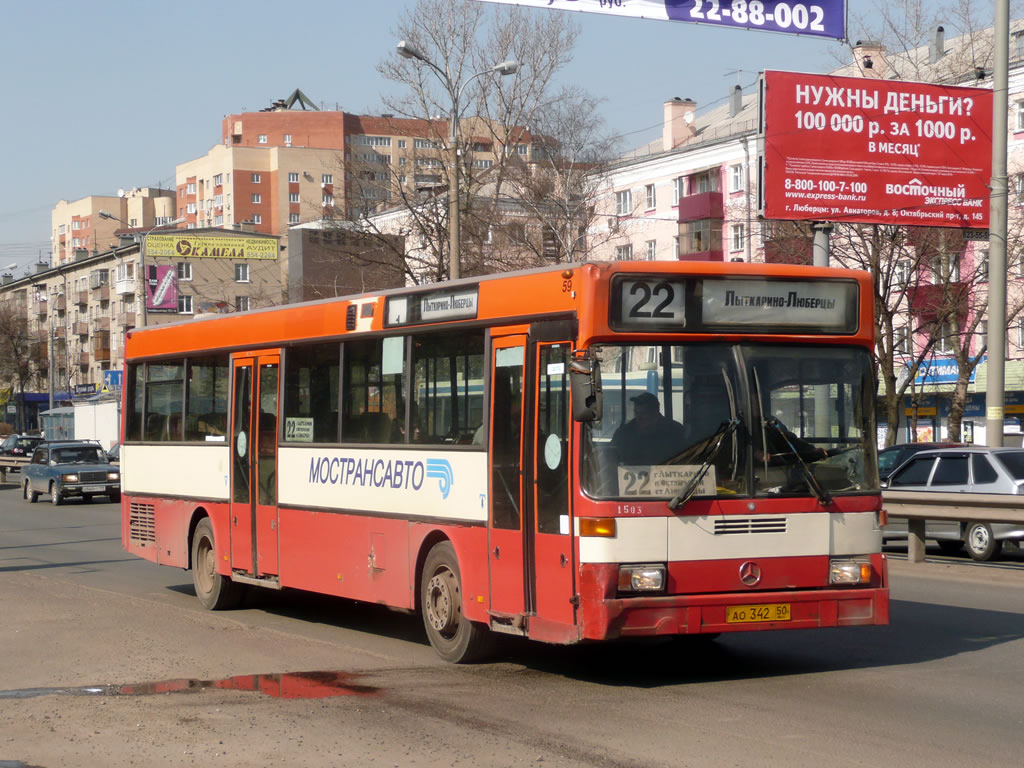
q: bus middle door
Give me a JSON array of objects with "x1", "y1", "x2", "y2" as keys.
[{"x1": 230, "y1": 352, "x2": 281, "y2": 579}]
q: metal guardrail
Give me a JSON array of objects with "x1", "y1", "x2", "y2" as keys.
[
  {"x1": 0, "y1": 456, "x2": 29, "y2": 483},
  {"x1": 882, "y1": 489, "x2": 1024, "y2": 562}
]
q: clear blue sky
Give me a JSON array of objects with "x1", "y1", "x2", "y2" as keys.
[{"x1": 0, "y1": 0, "x2": 922, "y2": 274}]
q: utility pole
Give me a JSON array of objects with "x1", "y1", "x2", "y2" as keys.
[{"x1": 985, "y1": 0, "x2": 1009, "y2": 447}]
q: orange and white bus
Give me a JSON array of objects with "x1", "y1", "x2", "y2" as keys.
[{"x1": 121, "y1": 260, "x2": 889, "y2": 661}]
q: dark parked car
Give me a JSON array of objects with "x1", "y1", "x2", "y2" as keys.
[
  {"x1": 3, "y1": 435, "x2": 43, "y2": 458},
  {"x1": 0, "y1": 433, "x2": 21, "y2": 455},
  {"x1": 878, "y1": 441, "x2": 964, "y2": 481},
  {"x1": 22, "y1": 440, "x2": 121, "y2": 506},
  {"x1": 882, "y1": 446, "x2": 1024, "y2": 561}
]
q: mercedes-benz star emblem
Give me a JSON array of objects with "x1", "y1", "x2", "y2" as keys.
[{"x1": 739, "y1": 561, "x2": 762, "y2": 587}]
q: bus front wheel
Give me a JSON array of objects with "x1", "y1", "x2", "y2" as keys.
[
  {"x1": 191, "y1": 518, "x2": 243, "y2": 610},
  {"x1": 421, "y1": 542, "x2": 492, "y2": 663}
]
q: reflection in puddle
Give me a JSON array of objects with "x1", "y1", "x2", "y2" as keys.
[{"x1": 0, "y1": 671, "x2": 377, "y2": 701}]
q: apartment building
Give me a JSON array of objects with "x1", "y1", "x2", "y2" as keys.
[
  {"x1": 50, "y1": 187, "x2": 176, "y2": 267},
  {"x1": 178, "y1": 94, "x2": 534, "y2": 238},
  {"x1": 0, "y1": 228, "x2": 281, "y2": 405}
]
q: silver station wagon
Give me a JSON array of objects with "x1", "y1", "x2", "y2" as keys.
[{"x1": 882, "y1": 447, "x2": 1024, "y2": 561}]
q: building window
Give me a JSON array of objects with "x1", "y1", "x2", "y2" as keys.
[
  {"x1": 284, "y1": 133, "x2": 292, "y2": 145},
  {"x1": 236, "y1": 296, "x2": 250, "y2": 312},
  {"x1": 186, "y1": 182, "x2": 196, "y2": 195},
  {"x1": 894, "y1": 325, "x2": 911, "y2": 356},
  {"x1": 616, "y1": 190, "x2": 632, "y2": 216},
  {"x1": 257, "y1": 134, "x2": 267, "y2": 144},
  {"x1": 252, "y1": 214, "x2": 262, "y2": 224},
  {"x1": 615, "y1": 244, "x2": 633, "y2": 261},
  {"x1": 679, "y1": 219, "x2": 722, "y2": 254},
  {"x1": 213, "y1": 173, "x2": 223, "y2": 186},
  {"x1": 645, "y1": 240, "x2": 657, "y2": 261},
  {"x1": 288, "y1": 172, "x2": 299, "y2": 183},
  {"x1": 1016, "y1": 101, "x2": 1024, "y2": 131},
  {"x1": 289, "y1": 192, "x2": 300, "y2": 203},
  {"x1": 322, "y1": 195, "x2": 334, "y2": 207},
  {"x1": 644, "y1": 184, "x2": 656, "y2": 210},
  {"x1": 250, "y1": 173, "x2": 261, "y2": 184},
  {"x1": 978, "y1": 320, "x2": 988, "y2": 355},
  {"x1": 178, "y1": 295, "x2": 193, "y2": 314},
  {"x1": 251, "y1": 193, "x2": 261, "y2": 204},
  {"x1": 935, "y1": 320, "x2": 958, "y2": 353},
  {"x1": 322, "y1": 174, "x2": 333, "y2": 185},
  {"x1": 692, "y1": 169, "x2": 721, "y2": 193},
  {"x1": 234, "y1": 264, "x2": 250, "y2": 283},
  {"x1": 177, "y1": 262, "x2": 192, "y2": 281},
  {"x1": 894, "y1": 259, "x2": 911, "y2": 285},
  {"x1": 673, "y1": 235, "x2": 680, "y2": 257},
  {"x1": 186, "y1": 202, "x2": 197, "y2": 214},
  {"x1": 1017, "y1": 321, "x2": 1024, "y2": 350},
  {"x1": 289, "y1": 213, "x2": 300, "y2": 224},
  {"x1": 978, "y1": 249, "x2": 989, "y2": 282},
  {"x1": 730, "y1": 223, "x2": 745, "y2": 252},
  {"x1": 730, "y1": 164, "x2": 744, "y2": 192},
  {"x1": 673, "y1": 177, "x2": 685, "y2": 205}
]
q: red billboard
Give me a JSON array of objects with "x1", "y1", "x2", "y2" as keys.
[{"x1": 763, "y1": 70, "x2": 993, "y2": 229}]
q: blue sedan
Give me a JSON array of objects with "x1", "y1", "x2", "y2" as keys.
[{"x1": 22, "y1": 441, "x2": 121, "y2": 505}]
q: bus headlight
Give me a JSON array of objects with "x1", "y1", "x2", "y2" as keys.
[
  {"x1": 829, "y1": 558, "x2": 872, "y2": 585},
  {"x1": 618, "y1": 564, "x2": 666, "y2": 592}
]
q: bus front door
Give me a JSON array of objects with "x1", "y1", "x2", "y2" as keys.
[
  {"x1": 527, "y1": 340, "x2": 576, "y2": 637},
  {"x1": 230, "y1": 352, "x2": 281, "y2": 579}
]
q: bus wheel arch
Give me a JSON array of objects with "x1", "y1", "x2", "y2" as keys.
[
  {"x1": 419, "y1": 538, "x2": 493, "y2": 663},
  {"x1": 190, "y1": 514, "x2": 243, "y2": 610}
]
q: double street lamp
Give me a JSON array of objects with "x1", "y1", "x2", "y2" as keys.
[
  {"x1": 98, "y1": 211, "x2": 185, "y2": 327},
  {"x1": 396, "y1": 40, "x2": 519, "y2": 281}
]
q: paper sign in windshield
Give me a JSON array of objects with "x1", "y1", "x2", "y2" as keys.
[{"x1": 617, "y1": 464, "x2": 717, "y2": 498}]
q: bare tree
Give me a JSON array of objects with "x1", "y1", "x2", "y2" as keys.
[
  {"x1": 0, "y1": 296, "x2": 36, "y2": 433},
  {"x1": 345, "y1": 0, "x2": 597, "y2": 281}
]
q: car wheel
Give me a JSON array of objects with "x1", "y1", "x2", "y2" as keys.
[
  {"x1": 49, "y1": 481, "x2": 62, "y2": 506},
  {"x1": 191, "y1": 518, "x2": 243, "y2": 610},
  {"x1": 421, "y1": 541, "x2": 494, "y2": 663},
  {"x1": 965, "y1": 522, "x2": 1001, "y2": 561},
  {"x1": 936, "y1": 540, "x2": 963, "y2": 556}
]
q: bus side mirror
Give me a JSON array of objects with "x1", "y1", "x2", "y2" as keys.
[{"x1": 569, "y1": 354, "x2": 602, "y2": 422}]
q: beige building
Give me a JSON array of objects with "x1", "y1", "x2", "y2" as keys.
[
  {"x1": 0, "y1": 229, "x2": 281, "y2": 398},
  {"x1": 51, "y1": 187, "x2": 176, "y2": 267}
]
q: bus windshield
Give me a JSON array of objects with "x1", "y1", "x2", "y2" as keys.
[{"x1": 581, "y1": 343, "x2": 877, "y2": 500}]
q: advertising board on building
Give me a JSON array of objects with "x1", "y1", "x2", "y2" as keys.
[
  {"x1": 473, "y1": 0, "x2": 846, "y2": 39},
  {"x1": 762, "y1": 70, "x2": 993, "y2": 228},
  {"x1": 146, "y1": 265, "x2": 178, "y2": 314},
  {"x1": 145, "y1": 234, "x2": 278, "y2": 260}
]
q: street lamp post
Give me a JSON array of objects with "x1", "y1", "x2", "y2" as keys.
[
  {"x1": 396, "y1": 40, "x2": 518, "y2": 281},
  {"x1": 98, "y1": 212, "x2": 185, "y2": 327}
]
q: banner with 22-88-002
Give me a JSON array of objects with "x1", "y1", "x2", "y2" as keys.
[
  {"x1": 762, "y1": 70, "x2": 993, "y2": 229},
  {"x1": 471, "y1": 1, "x2": 846, "y2": 40}
]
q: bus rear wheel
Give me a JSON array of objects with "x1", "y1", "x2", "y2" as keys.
[
  {"x1": 421, "y1": 542, "x2": 492, "y2": 663},
  {"x1": 191, "y1": 518, "x2": 243, "y2": 610}
]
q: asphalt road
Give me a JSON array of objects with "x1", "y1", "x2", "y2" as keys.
[{"x1": 2, "y1": 480, "x2": 1024, "y2": 768}]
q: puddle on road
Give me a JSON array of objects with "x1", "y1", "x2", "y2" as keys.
[{"x1": 0, "y1": 671, "x2": 378, "y2": 701}]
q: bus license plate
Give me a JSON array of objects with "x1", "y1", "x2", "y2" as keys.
[
  {"x1": 725, "y1": 603, "x2": 791, "y2": 623},
  {"x1": 82, "y1": 485, "x2": 105, "y2": 492}
]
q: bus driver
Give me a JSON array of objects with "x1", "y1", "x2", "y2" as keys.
[{"x1": 612, "y1": 392, "x2": 688, "y2": 466}]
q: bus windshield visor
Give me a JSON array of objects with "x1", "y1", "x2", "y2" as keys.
[{"x1": 580, "y1": 344, "x2": 878, "y2": 500}]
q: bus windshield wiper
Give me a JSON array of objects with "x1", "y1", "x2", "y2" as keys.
[
  {"x1": 763, "y1": 417, "x2": 832, "y2": 506},
  {"x1": 667, "y1": 418, "x2": 740, "y2": 511}
]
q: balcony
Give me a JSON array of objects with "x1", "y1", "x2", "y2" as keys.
[
  {"x1": 115, "y1": 276, "x2": 137, "y2": 295},
  {"x1": 32, "y1": 341, "x2": 47, "y2": 363},
  {"x1": 677, "y1": 249, "x2": 724, "y2": 262},
  {"x1": 51, "y1": 325, "x2": 65, "y2": 340},
  {"x1": 78, "y1": 351, "x2": 91, "y2": 367},
  {"x1": 77, "y1": 290, "x2": 89, "y2": 306},
  {"x1": 93, "y1": 316, "x2": 110, "y2": 331},
  {"x1": 92, "y1": 284, "x2": 109, "y2": 301},
  {"x1": 764, "y1": 237, "x2": 813, "y2": 265},
  {"x1": 91, "y1": 332, "x2": 111, "y2": 362},
  {"x1": 676, "y1": 191, "x2": 723, "y2": 222},
  {"x1": 32, "y1": 298, "x2": 47, "y2": 316},
  {"x1": 53, "y1": 294, "x2": 66, "y2": 312},
  {"x1": 73, "y1": 321, "x2": 89, "y2": 336},
  {"x1": 908, "y1": 282, "x2": 969, "y2": 323},
  {"x1": 117, "y1": 311, "x2": 136, "y2": 328}
]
